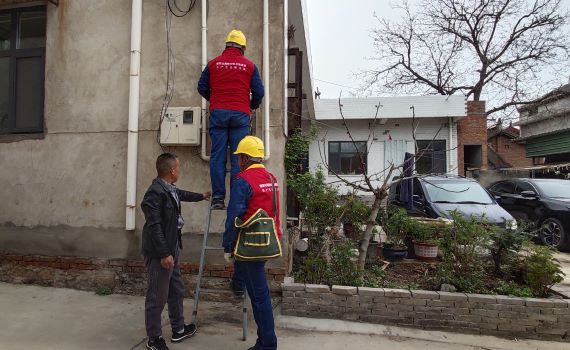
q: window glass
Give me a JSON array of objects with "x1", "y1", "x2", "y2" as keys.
[
  {"x1": 0, "y1": 57, "x2": 9, "y2": 131},
  {"x1": 416, "y1": 140, "x2": 447, "y2": 174},
  {"x1": 17, "y1": 11, "x2": 46, "y2": 49},
  {"x1": 515, "y1": 182, "x2": 536, "y2": 194},
  {"x1": 534, "y1": 180, "x2": 570, "y2": 199},
  {"x1": 15, "y1": 57, "x2": 43, "y2": 130},
  {"x1": 495, "y1": 181, "x2": 515, "y2": 194},
  {"x1": 1, "y1": 7, "x2": 45, "y2": 134},
  {"x1": 328, "y1": 141, "x2": 367, "y2": 175},
  {"x1": 424, "y1": 180, "x2": 493, "y2": 204},
  {"x1": 0, "y1": 14, "x2": 10, "y2": 51}
]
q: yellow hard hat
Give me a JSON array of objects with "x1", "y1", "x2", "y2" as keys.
[
  {"x1": 234, "y1": 136, "x2": 265, "y2": 158},
  {"x1": 225, "y1": 29, "x2": 247, "y2": 47}
]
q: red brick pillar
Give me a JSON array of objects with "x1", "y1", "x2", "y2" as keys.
[{"x1": 457, "y1": 101, "x2": 488, "y2": 176}]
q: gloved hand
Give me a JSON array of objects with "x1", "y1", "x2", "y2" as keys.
[{"x1": 224, "y1": 252, "x2": 233, "y2": 263}]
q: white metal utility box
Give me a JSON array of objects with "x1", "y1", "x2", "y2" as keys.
[{"x1": 160, "y1": 107, "x2": 201, "y2": 146}]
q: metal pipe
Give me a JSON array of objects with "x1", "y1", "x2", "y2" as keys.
[
  {"x1": 263, "y1": 0, "x2": 271, "y2": 159},
  {"x1": 200, "y1": 0, "x2": 210, "y2": 161},
  {"x1": 283, "y1": 0, "x2": 288, "y2": 137},
  {"x1": 126, "y1": 0, "x2": 143, "y2": 230},
  {"x1": 449, "y1": 116, "x2": 453, "y2": 173}
]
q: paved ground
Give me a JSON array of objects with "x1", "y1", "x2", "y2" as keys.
[
  {"x1": 553, "y1": 251, "x2": 570, "y2": 297},
  {"x1": 0, "y1": 282, "x2": 568, "y2": 350}
]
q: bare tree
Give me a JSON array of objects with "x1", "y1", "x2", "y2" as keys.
[
  {"x1": 363, "y1": 0, "x2": 569, "y2": 119},
  {"x1": 313, "y1": 96, "x2": 447, "y2": 269}
]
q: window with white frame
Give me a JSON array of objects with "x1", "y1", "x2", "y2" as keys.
[{"x1": 328, "y1": 141, "x2": 367, "y2": 175}]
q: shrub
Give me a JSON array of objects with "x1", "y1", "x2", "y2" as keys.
[
  {"x1": 288, "y1": 168, "x2": 342, "y2": 247},
  {"x1": 342, "y1": 196, "x2": 371, "y2": 229},
  {"x1": 487, "y1": 222, "x2": 533, "y2": 277},
  {"x1": 437, "y1": 211, "x2": 492, "y2": 291},
  {"x1": 522, "y1": 242, "x2": 565, "y2": 297},
  {"x1": 328, "y1": 240, "x2": 363, "y2": 286},
  {"x1": 292, "y1": 252, "x2": 329, "y2": 284},
  {"x1": 493, "y1": 281, "x2": 535, "y2": 298},
  {"x1": 408, "y1": 219, "x2": 440, "y2": 244},
  {"x1": 383, "y1": 207, "x2": 411, "y2": 248}
]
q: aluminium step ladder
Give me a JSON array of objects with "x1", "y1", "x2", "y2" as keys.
[{"x1": 191, "y1": 198, "x2": 248, "y2": 341}]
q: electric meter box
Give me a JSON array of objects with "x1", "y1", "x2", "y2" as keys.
[{"x1": 160, "y1": 107, "x2": 201, "y2": 146}]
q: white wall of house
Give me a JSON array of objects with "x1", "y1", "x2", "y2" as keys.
[{"x1": 308, "y1": 117, "x2": 459, "y2": 195}]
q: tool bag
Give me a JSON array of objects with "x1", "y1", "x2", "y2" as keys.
[{"x1": 233, "y1": 176, "x2": 282, "y2": 261}]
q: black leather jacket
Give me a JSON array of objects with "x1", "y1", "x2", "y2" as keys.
[{"x1": 141, "y1": 177, "x2": 204, "y2": 259}]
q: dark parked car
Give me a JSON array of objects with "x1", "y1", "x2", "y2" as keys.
[
  {"x1": 389, "y1": 175, "x2": 516, "y2": 227},
  {"x1": 488, "y1": 178, "x2": 570, "y2": 250}
]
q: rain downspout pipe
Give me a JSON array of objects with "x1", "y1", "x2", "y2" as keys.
[
  {"x1": 126, "y1": 0, "x2": 142, "y2": 230},
  {"x1": 449, "y1": 116, "x2": 453, "y2": 173},
  {"x1": 200, "y1": 0, "x2": 210, "y2": 161},
  {"x1": 283, "y1": 0, "x2": 288, "y2": 137},
  {"x1": 263, "y1": 0, "x2": 271, "y2": 159}
]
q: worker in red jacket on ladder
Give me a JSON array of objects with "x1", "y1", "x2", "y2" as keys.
[
  {"x1": 223, "y1": 136, "x2": 281, "y2": 350},
  {"x1": 197, "y1": 29, "x2": 265, "y2": 210}
]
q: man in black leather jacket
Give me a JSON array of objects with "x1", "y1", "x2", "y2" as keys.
[{"x1": 141, "y1": 153, "x2": 210, "y2": 350}]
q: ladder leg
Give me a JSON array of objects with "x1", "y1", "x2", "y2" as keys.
[
  {"x1": 242, "y1": 289, "x2": 248, "y2": 341},
  {"x1": 191, "y1": 200, "x2": 213, "y2": 324}
]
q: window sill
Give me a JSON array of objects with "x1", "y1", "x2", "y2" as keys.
[{"x1": 0, "y1": 133, "x2": 45, "y2": 143}]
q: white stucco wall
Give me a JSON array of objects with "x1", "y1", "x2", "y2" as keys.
[{"x1": 308, "y1": 117, "x2": 459, "y2": 195}]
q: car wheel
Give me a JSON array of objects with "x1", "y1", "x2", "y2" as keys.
[{"x1": 540, "y1": 218, "x2": 566, "y2": 250}]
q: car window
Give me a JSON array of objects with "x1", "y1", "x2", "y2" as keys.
[
  {"x1": 413, "y1": 179, "x2": 423, "y2": 198},
  {"x1": 515, "y1": 181, "x2": 536, "y2": 194},
  {"x1": 491, "y1": 181, "x2": 515, "y2": 194},
  {"x1": 423, "y1": 180, "x2": 494, "y2": 204},
  {"x1": 534, "y1": 180, "x2": 570, "y2": 199}
]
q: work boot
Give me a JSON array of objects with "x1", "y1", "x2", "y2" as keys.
[
  {"x1": 230, "y1": 280, "x2": 245, "y2": 297},
  {"x1": 211, "y1": 197, "x2": 225, "y2": 210},
  {"x1": 171, "y1": 323, "x2": 197, "y2": 343},
  {"x1": 146, "y1": 336, "x2": 169, "y2": 350}
]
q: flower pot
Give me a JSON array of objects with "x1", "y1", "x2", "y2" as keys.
[
  {"x1": 382, "y1": 243, "x2": 408, "y2": 260},
  {"x1": 413, "y1": 240, "x2": 438, "y2": 260}
]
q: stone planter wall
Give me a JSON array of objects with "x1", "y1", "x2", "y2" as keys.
[
  {"x1": 281, "y1": 282, "x2": 570, "y2": 341},
  {"x1": 0, "y1": 254, "x2": 285, "y2": 301}
]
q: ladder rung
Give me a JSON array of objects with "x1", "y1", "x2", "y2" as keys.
[{"x1": 204, "y1": 246, "x2": 224, "y2": 250}]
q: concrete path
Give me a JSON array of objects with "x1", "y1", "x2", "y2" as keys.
[
  {"x1": 0, "y1": 282, "x2": 567, "y2": 350},
  {"x1": 553, "y1": 251, "x2": 570, "y2": 297}
]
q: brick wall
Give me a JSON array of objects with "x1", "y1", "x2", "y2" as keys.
[
  {"x1": 490, "y1": 134, "x2": 533, "y2": 168},
  {"x1": 0, "y1": 254, "x2": 285, "y2": 300},
  {"x1": 282, "y1": 282, "x2": 570, "y2": 341},
  {"x1": 458, "y1": 101, "x2": 488, "y2": 176}
]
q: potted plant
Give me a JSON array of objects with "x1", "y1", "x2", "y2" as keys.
[
  {"x1": 409, "y1": 218, "x2": 441, "y2": 260},
  {"x1": 381, "y1": 207, "x2": 410, "y2": 260}
]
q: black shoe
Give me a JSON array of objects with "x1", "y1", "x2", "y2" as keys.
[
  {"x1": 211, "y1": 198, "x2": 225, "y2": 210},
  {"x1": 230, "y1": 280, "x2": 245, "y2": 297},
  {"x1": 146, "y1": 336, "x2": 169, "y2": 350},
  {"x1": 171, "y1": 323, "x2": 197, "y2": 343}
]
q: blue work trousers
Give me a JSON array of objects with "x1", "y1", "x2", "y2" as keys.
[
  {"x1": 208, "y1": 109, "x2": 250, "y2": 199},
  {"x1": 235, "y1": 260, "x2": 277, "y2": 350}
]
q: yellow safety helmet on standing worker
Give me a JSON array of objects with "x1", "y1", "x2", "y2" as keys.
[
  {"x1": 225, "y1": 29, "x2": 247, "y2": 48},
  {"x1": 234, "y1": 136, "x2": 265, "y2": 159}
]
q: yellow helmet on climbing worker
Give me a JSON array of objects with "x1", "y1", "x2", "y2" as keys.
[
  {"x1": 225, "y1": 29, "x2": 247, "y2": 48},
  {"x1": 234, "y1": 135, "x2": 265, "y2": 159}
]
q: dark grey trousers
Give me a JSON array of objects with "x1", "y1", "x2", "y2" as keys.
[{"x1": 144, "y1": 248, "x2": 185, "y2": 340}]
